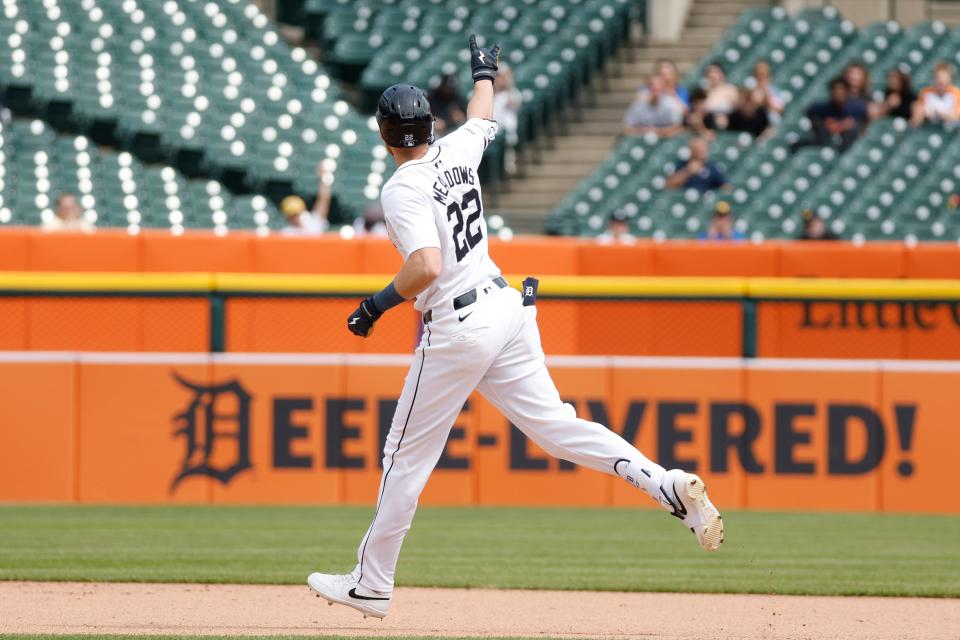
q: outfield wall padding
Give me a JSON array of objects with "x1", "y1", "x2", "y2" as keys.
[
  {"x1": 3, "y1": 272, "x2": 960, "y2": 359},
  {"x1": 3, "y1": 229, "x2": 960, "y2": 278},
  {"x1": 0, "y1": 353, "x2": 956, "y2": 513}
]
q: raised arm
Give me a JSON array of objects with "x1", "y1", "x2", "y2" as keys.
[
  {"x1": 312, "y1": 162, "x2": 332, "y2": 224},
  {"x1": 466, "y1": 34, "x2": 500, "y2": 120},
  {"x1": 665, "y1": 164, "x2": 694, "y2": 189},
  {"x1": 467, "y1": 78, "x2": 495, "y2": 120}
]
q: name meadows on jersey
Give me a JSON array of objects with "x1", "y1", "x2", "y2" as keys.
[{"x1": 431, "y1": 165, "x2": 476, "y2": 204}]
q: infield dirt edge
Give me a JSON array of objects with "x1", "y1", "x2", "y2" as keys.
[{"x1": 2, "y1": 581, "x2": 960, "y2": 639}]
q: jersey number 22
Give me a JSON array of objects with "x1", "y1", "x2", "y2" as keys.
[{"x1": 446, "y1": 188, "x2": 483, "y2": 262}]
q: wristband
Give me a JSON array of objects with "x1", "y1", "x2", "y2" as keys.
[{"x1": 370, "y1": 281, "x2": 406, "y2": 314}]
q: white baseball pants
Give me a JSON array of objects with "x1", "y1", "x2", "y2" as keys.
[{"x1": 351, "y1": 284, "x2": 666, "y2": 592}]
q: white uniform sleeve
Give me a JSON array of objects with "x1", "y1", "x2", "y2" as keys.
[
  {"x1": 381, "y1": 182, "x2": 441, "y2": 260},
  {"x1": 440, "y1": 117, "x2": 498, "y2": 168}
]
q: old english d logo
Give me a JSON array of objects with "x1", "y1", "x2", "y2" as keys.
[{"x1": 170, "y1": 372, "x2": 252, "y2": 493}]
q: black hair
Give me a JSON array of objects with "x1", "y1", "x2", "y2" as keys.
[{"x1": 829, "y1": 76, "x2": 850, "y2": 91}]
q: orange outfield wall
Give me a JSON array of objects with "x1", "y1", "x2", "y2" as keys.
[
  {"x1": 5, "y1": 294, "x2": 960, "y2": 359},
  {"x1": 3, "y1": 230, "x2": 960, "y2": 358},
  {"x1": 3, "y1": 228, "x2": 960, "y2": 277},
  {"x1": 0, "y1": 353, "x2": 956, "y2": 513}
]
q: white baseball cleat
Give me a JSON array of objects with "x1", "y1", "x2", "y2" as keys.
[
  {"x1": 657, "y1": 469, "x2": 724, "y2": 552},
  {"x1": 307, "y1": 572, "x2": 391, "y2": 619}
]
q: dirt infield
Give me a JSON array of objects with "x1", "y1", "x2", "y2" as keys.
[{"x1": 1, "y1": 582, "x2": 958, "y2": 639}]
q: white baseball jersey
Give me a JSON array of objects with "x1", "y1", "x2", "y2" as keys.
[
  {"x1": 380, "y1": 118, "x2": 502, "y2": 312},
  {"x1": 346, "y1": 110, "x2": 682, "y2": 595},
  {"x1": 919, "y1": 87, "x2": 960, "y2": 121}
]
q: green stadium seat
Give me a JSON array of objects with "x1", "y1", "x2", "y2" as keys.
[
  {"x1": 327, "y1": 0, "x2": 633, "y2": 157},
  {"x1": 548, "y1": 5, "x2": 960, "y2": 241},
  {"x1": 0, "y1": 0, "x2": 389, "y2": 224},
  {"x1": 0, "y1": 117, "x2": 284, "y2": 234}
]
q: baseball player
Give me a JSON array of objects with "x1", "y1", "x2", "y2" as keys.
[{"x1": 307, "y1": 35, "x2": 723, "y2": 619}]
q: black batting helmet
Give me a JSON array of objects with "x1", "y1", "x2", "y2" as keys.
[{"x1": 376, "y1": 84, "x2": 435, "y2": 148}]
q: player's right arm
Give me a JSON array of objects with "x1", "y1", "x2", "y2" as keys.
[
  {"x1": 346, "y1": 183, "x2": 441, "y2": 338},
  {"x1": 346, "y1": 247, "x2": 440, "y2": 338},
  {"x1": 394, "y1": 248, "x2": 441, "y2": 298},
  {"x1": 466, "y1": 34, "x2": 500, "y2": 121}
]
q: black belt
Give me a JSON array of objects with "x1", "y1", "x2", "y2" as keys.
[{"x1": 423, "y1": 276, "x2": 508, "y2": 324}]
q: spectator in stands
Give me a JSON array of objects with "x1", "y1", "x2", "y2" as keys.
[
  {"x1": 843, "y1": 61, "x2": 871, "y2": 104},
  {"x1": 911, "y1": 62, "x2": 960, "y2": 127},
  {"x1": 657, "y1": 59, "x2": 689, "y2": 110},
  {"x1": 701, "y1": 201, "x2": 744, "y2": 241},
  {"x1": 353, "y1": 203, "x2": 387, "y2": 237},
  {"x1": 791, "y1": 77, "x2": 867, "y2": 153},
  {"x1": 872, "y1": 69, "x2": 917, "y2": 120},
  {"x1": 429, "y1": 74, "x2": 467, "y2": 136},
  {"x1": 684, "y1": 88, "x2": 716, "y2": 139},
  {"x1": 281, "y1": 195, "x2": 325, "y2": 235},
  {"x1": 307, "y1": 163, "x2": 386, "y2": 238},
  {"x1": 798, "y1": 208, "x2": 839, "y2": 240},
  {"x1": 493, "y1": 63, "x2": 523, "y2": 176},
  {"x1": 666, "y1": 137, "x2": 730, "y2": 194},
  {"x1": 726, "y1": 87, "x2": 772, "y2": 138},
  {"x1": 281, "y1": 163, "x2": 331, "y2": 235},
  {"x1": 747, "y1": 59, "x2": 785, "y2": 124},
  {"x1": 703, "y1": 63, "x2": 739, "y2": 116},
  {"x1": 622, "y1": 74, "x2": 685, "y2": 137},
  {"x1": 44, "y1": 193, "x2": 95, "y2": 232},
  {"x1": 597, "y1": 209, "x2": 636, "y2": 244}
]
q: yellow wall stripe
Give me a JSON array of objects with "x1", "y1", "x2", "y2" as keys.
[{"x1": 0, "y1": 272, "x2": 959, "y2": 300}]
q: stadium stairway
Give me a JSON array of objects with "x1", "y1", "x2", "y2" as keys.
[
  {"x1": 930, "y1": 1, "x2": 960, "y2": 27},
  {"x1": 493, "y1": 0, "x2": 766, "y2": 234}
]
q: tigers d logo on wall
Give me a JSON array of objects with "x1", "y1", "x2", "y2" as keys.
[{"x1": 170, "y1": 373, "x2": 252, "y2": 493}]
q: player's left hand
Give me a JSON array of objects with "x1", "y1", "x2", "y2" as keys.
[
  {"x1": 469, "y1": 34, "x2": 500, "y2": 83},
  {"x1": 347, "y1": 299, "x2": 381, "y2": 338}
]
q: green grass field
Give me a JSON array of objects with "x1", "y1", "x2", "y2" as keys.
[{"x1": 1, "y1": 505, "x2": 958, "y2": 597}]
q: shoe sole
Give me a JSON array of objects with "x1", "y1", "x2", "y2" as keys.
[
  {"x1": 307, "y1": 578, "x2": 389, "y2": 619},
  {"x1": 684, "y1": 474, "x2": 724, "y2": 552}
]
